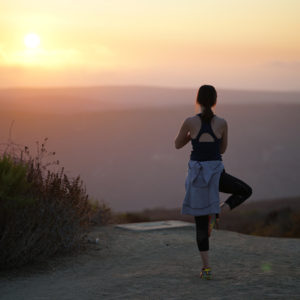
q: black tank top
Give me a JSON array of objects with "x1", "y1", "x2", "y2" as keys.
[{"x1": 190, "y1": 113, "x2": 222, "y2": 161}]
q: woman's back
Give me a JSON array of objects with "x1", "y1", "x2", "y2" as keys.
[
  {"x1": 189, "y1": 113, "x2": 227, "y2": 161},
  {"x1": 189, "y1": 114, "x2": 226, "y2": 141}
]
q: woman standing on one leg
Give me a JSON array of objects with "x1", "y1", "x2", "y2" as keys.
[{"x1": 174, "y1": 85, "x2": 252, "y2": 280}]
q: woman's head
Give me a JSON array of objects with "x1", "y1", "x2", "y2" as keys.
[{"x1": 196, "y1": 85, "x2": 217, "y2": 122}]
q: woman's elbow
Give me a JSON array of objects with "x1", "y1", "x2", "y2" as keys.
[
  {"x1": 174, "y1": 141, "x2": 181, "y2": 149},
  {"x1": 174, "y1": 139, "x2": 182, "y2": 149},
  {"x1": 220, "y1": 145, "x2": 227, "y2": 154}
]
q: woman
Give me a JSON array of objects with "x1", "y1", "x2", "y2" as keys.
[{"x1": 174, "y1": 85, "x2": 252, "y2": 280}]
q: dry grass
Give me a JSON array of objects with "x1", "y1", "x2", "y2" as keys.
[{"x1": 0, "y1": 138, "x2": 94, "y2": 269}]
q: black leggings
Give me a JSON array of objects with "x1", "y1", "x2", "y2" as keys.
[{"x1": 195, "y1": 169, "x2": 252, "y2": 251}]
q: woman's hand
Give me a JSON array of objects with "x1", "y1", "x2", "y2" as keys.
[{"x1": 174, "y1": 118, "x2": 192, "y2": 149}]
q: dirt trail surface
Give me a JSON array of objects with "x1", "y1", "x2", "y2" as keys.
[{"x1": 0, "y1": 224, "x2": 299, "y2": 300}]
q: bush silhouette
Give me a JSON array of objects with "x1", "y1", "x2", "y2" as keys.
[
  {"x1": 251, "y1": 207, "x2": 300, "y2": 238},
  {"x1": 0, "y1": 138, "x2": 93, "y2": 269}
]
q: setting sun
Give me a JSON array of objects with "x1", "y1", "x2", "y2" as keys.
[{"x1": 24, "y1": 33, "x2": 41, "y2": 49}]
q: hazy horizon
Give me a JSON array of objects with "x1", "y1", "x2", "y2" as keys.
[
  {"x1": 0, "y1": 87, "x2": 299, "y2": 213},
  {"x1": 0, "y1": 86, "x2": 299, "y2": 116},
  {"x1": 1, "y1": 84, "x2": 300, "y2": 93}
]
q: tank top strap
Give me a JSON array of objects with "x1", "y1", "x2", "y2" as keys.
[{"x1": 196, "y1": 113, "x2": 219, "y2": 141}]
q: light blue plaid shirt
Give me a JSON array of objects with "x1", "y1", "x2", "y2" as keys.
[{"x1": 181, "y1": 160, "x2": 224, "y2": 216}]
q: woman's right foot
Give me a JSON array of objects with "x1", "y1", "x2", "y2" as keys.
[{"x1": 200, "y1": 267, "x2": 212, "y2": 280}]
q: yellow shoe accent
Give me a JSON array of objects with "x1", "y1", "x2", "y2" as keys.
[{"x1": 200, "y1": 268, "x2": 212, "y2": 280}]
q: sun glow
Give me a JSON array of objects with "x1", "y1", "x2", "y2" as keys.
[
  {"x1": 0, "y1": 0, "x2": 299, "y2": 89},
  {"x1": 24, "y1": 33, "x2": 41, "y2": 49}
]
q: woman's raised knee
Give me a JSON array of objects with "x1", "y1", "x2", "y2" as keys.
[
  {"x1": 244, "y1": 184, "x2": 252, "y2": 198},
  {"x1": 237, "y1": 181, "x2": 252, "y2": 198}
]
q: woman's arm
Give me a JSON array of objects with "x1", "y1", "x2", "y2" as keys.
[
  {"x1": 219, "y1": 120, "x2": 228, "y2": 154},
  {"x1": 174, "y1": 118, "x2": 191, "y2": 149}
]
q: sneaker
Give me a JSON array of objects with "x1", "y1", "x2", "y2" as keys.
[{"x1": 200, "y1": 267, "x2": 212, "y2": 280}]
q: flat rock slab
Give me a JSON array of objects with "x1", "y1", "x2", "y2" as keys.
[{"x1": 115, "y1": 220, "x2": 194, "y2": 231}]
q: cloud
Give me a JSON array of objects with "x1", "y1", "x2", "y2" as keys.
[
  {"x1": 0, "y1": 64, "x2": 123, "y2": 88},
  {"x1": 264, "y1": 60, "x2": 300, "y2": 70},
  {"x1": 0, "y1": 47, "x2": 82, "y2": 68},
  {"x1": 0, "y1": 43, "x2": 114, "y2": 70}
]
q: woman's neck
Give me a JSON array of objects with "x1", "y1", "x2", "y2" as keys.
[{"x1": 200, "y1": 106, "x2": 216, "y2": 114}]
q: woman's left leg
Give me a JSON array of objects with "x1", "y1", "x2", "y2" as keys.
[{"x1": 219, "y1": 169, "x2": 253, "y2": 210}]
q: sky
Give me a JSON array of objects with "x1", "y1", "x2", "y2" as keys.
[{"x1": 0, "y1": 0, "x2": 299, "y2": 90}]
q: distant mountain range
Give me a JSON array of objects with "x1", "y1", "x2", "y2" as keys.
[
  {"x1": 0, "y1": 86, "x2": 299, "y2": 114},
  {"x1": 0, "y1": 86, "x2": 299, "y2": 212}
]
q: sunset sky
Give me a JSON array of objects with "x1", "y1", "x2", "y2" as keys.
[{"x1": 0, "y1": 0, "x2": 299, "y2": 90}]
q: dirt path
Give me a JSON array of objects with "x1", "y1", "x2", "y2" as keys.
[{"x1": 0, "y1": 225, "x2": 299, "y2": 300}]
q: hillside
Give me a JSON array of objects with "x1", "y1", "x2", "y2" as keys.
[{"x1": 109, "y1": 197, "x2": 300, "y2": 238}]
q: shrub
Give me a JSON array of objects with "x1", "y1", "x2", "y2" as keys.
[
  {"x1": 0, "y1": 155, "x2": 35, "y2": 211},
  {"x1": 251, "y1": 207, "x2": 300, "y2": 238},
  {"x1": 112, "y1": 212, "x2": 151, "y2": 224},
  {"x1": 0, "y1": 138, "x2": 93, "y2": 269},
  {"x1": 89, "y1": 199, "x2": 113, "y2": 225}
]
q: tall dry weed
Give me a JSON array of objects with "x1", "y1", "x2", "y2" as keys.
[{"x1": 0, "y1": 138, "x2": 93, "y2": 268}]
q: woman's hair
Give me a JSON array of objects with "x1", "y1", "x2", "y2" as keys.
[{"x1": 196, "y1": 85, "x2": 217, "y2": 123}]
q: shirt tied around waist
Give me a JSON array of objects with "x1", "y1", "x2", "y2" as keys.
[{"x1": 182, "y1": 160, "x2": 224, "y2": 216}]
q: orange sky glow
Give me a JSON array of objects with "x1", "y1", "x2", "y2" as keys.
[{"x1": 0, "y1": 0, "x2": 299, "y2": 90}]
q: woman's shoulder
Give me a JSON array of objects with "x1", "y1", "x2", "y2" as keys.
[
  {"x1": 213, "y1": 114, "x2": 227, "y2": 125},
  {"x1": 183, "y1": 114, "x2": 227, "y2": 127},
  {"x1": 181, "y1": 114, "x2": 198, "y2": 125},
  {"x1": 183, "y1": 114, "x2": 200, "y2": 127}
]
